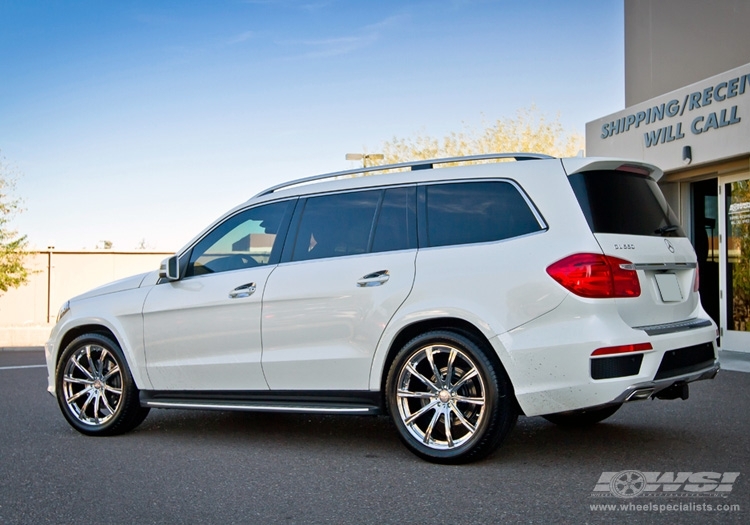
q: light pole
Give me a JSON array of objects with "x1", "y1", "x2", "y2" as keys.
[{"x1": 345, "y1": 153, "x2": 384, "y2": 168}]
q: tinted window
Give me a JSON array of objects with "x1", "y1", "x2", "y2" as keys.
[
  {"x1": 568, "y1": 170, "x2": 685, "y2": 237},
  {"x1": 292, "y1": 190, "x2": 380, "y2": 261},
  {"x1": 186, "y1": 200, "x2": 290, "y2": 276},
  {"x1": 425, "y1": 181, "x2": 543, "y2": 247},
  {"x1": 372, "y1": 187, "x2": 417, "y2": 253}
]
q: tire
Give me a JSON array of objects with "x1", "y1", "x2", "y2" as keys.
[
  {"x1": 386, "y1": 330, "x2": 517, "y2": 464},
  {"x1": 55, "y1": 333, "x2": 150, "y2": 436},
  {"x1": 541, "y1": 404, "x2": 621, "y2": 427}
]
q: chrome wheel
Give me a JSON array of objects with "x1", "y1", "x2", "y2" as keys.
[
  {"x1": 385, "y1": 327, "x2": 523, "y2": 465},
  {"x1": 387, "y1": 331, "x2": 516, "y2": 463},
  {"x1": 56, "y1": 333, "x2": 150, "y2": 436},
  {"x1": 62, "y1": 343, "x2": 123, "y2": 426},
  {"x1": 395, "y1": 343, "x2": 487, "y2": 450}
]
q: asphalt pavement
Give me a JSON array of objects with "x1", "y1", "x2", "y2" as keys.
[{"x1": 0, "y1": 349, "x2": 747, "y2": 524}]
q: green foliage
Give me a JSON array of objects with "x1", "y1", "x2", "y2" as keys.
[
  {"x1": 373, "y1": 106, "x2": 584, "y2": 165},
  {"x1": 0, "y1": 152, "x2": 29, "y2": 294}
]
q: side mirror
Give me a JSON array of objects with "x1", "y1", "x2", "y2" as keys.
[{"x1": 159, "y1": 255, "x2": 180, "y2": 281}]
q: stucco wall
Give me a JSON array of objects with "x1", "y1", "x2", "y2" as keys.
[{"x1": 625, "y1": 0, "x2": 750, "y2": 106}]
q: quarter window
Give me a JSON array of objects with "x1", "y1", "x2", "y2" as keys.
[{"x1": 424, "y1": 181, "x2": 543, "y2": 247}]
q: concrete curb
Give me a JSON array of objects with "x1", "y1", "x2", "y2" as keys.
[{"x1": 719, "y1": 350, "x2": 750, "y2": 373}]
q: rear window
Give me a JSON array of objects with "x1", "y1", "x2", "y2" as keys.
[{"x1": 568, "y1": 170, "x2": 685, "y2": 237}]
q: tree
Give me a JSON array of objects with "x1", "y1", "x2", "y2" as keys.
[
  {"x1": 728, "y1": 179, "x2": 750, "y2": 331},
  {"x1": 0, "y1": 152, "x2": 29, "y2": 293},
  {"x1": 372, "y1": 106, "x2": 584, "y2": 165}
]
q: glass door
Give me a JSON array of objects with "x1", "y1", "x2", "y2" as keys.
[
  {"x1": 691, "y1": 179, "x2": 720, "y2": 327},
  {"x1": 721, "y1": 174, "x2": 750, "y2": 351}
]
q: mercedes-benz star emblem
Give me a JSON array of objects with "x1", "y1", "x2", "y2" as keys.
[{"x1": 664, "y1": 239, "x2": 675, "y2": 253}]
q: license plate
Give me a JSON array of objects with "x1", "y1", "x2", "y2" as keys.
[{"x1": 654, "y1": 273, "x2": 683, "y2": 302}]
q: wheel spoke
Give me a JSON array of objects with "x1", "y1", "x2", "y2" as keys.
[
  {"x1": 444, "y1": 408, "x2": 454, "y2": 447},
  {"x1": 72, "y1": 358, "x2": 94, "y2": 380},
  {"x1": 404, "y1": 399, "x2": 439, "y2": 426},
  {"x1": 100, "y1": 394, "x2": 116, "y2": 415},
  {"x1": 425, "y1": 347, "x2": 444, "y2": 388},
  {"x1": 453, "y1": 395, "x2": 485, "y2": 406},
  {"x1": 452, "y1": 366, "x2": 479, "y2": 391},
  {"x1": 397, "y1": 389, "x2": 434, "y2": 400},
  {"x1": 445, "y1": 348, "x2": 457, "y2": 388},
  {"x1": 94, "y1": 353, "x2": 104, "y2": 377},
  {"x1": 405, "y1": 363, "x2": 439, "y2": 393},
  {"x1": 102, "y1": 365, "x2": 120, "y2": 382},
  {"x1": 86, "y1": 346, "x2": 97, "y2": 378},
  {"x1": 93, "y1": 392, "x2": 102, "y2": 424},
  {"x1": 450, "y1": 403, "x2": 477, "y2": 433},
  {"x1": 103, "y1": 384, "x2": 122, "y2": 395},
  {"x1": 422, "y1": 408, "x2": 441, "y2": 444},
  {"x1": 67, "y1": 386, "x2": 93, "y2": 404},
  {"x1": 79, "y1": 389, "x2": 96, "y2": 415},
  {"x1": 64, "y1": 375, "x2": 94, "y2": 386}
]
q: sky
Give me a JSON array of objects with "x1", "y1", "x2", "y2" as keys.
[{"x1": 0, "y1": 0, "x2": 624, "y2": 252}]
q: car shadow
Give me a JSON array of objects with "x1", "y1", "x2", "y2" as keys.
[{"x1": 131, "y1": 404, "x2": 687, "y2": 465}]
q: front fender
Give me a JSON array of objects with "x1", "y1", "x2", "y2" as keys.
[{"x1": 45, "y1": 285, "x2": 154, "y2": 395}]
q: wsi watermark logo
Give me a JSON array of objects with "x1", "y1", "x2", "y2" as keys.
[{"x1": 592, "y1": 471, "x2": 740, "y2": 498}]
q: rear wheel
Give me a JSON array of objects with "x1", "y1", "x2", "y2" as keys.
[
  {"x1": 56, "y1": 333, "x2": 150, "y2": 436},
  {"x1": 386, "y1": 331, "x2": 517, "y2": 464},
  {"x1": 541, "y1": 404, "x2": 621, "y2": 427}
]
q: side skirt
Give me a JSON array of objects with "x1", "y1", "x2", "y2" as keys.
[{"x1": 139, "y1": 390, "x2": 383, "y2": 415}]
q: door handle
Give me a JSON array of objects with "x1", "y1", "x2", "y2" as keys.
[
  {"x1": 229, "y1": 283, "x2": 256, "y2": 298},
  {"x1": 357, "y1": 270, "x2": 390, "y2": 287}
]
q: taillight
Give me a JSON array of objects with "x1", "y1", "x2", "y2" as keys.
[{"x1": 546, "y1": 253, "x2": 641, "y2": 298}]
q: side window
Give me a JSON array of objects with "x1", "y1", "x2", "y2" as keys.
[
  {"x1": 185, "y1": 200, "x2": 290, "y2": 277},
  {"x1": 372, "y1": 186, "x2": 417, "y2": 253},
  {"x1": 291, "y1": 190, "x2": 380, "y2": 261},
  {"x1": 425, "y1": 181, "x2": 543, "y2": 247}
]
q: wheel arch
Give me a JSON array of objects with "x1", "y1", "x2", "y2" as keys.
[
  {"x1": 377, "y1": 317, "x2": 516, "y2": 411},
  {"x1": 53, "y1": 321, "x2": 151, "y2": 391},
  {"x1": 56, "y1": 324, "x2": 119, "y2": 366}
]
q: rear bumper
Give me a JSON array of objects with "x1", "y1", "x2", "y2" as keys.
[
  {"x1": 612, "y1": 361, "x2": 719, "y2": 404},
  {"x1": 494, "y1": 298, "x2": 718, "y2": 417}
]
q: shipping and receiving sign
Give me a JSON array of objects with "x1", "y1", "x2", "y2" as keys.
[{"x1": 586, "y1": 63, "x2": 750, "y2": 171}]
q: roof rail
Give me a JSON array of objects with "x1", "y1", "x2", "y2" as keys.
[{"x1": 253, "y1": 152, "x2": 555, "y2": 198}]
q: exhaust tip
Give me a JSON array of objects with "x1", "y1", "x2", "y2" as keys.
[{"x1": 626, "y1": 388, "x2": 655, "y2": 401}]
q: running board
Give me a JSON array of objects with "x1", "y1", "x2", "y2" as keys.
[{"x1": 139, "y1": 390, "x2": 382, "y2": 416}]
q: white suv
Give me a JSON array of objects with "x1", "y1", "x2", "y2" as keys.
[{"x1": 45, "y1": 153, "x2": 719, "y2": 464}]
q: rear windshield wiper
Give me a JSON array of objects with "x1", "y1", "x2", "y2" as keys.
[{"x1": 654, "y1": 224, "x2": 679, "y2": 236}]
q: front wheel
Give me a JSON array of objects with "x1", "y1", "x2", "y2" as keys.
[
  {"x1": 56, "y1": 333, "x2": 150, "y2": 436},
  {"x1": 386, "y1": 331, "x2": 517, "y2": 464}
]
